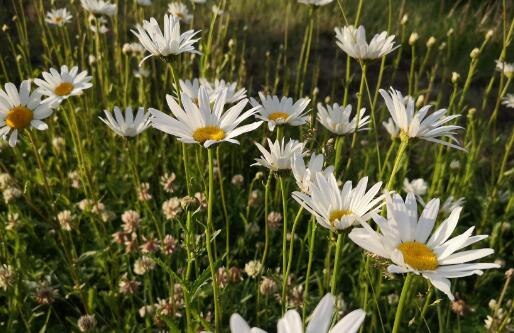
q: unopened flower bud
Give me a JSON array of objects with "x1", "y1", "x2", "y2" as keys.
[
  {"x1": 401, "y1": 14, "x2": 408, "y2": 25},
  {"x1": 470, "y1": 48, "x2": 480, "y2": 59},
  {"x1": 426, "y1": 36, "x2": 436, "y2": 48},
  {"x1": 485, "y1": 29, "x2": 494, "y2": 40},
  {"x1": 447, "y1": 28, "x2": 454, "y2": 37},
  {"x1": 409, "y1": 32, "x2": 419, "y2": 46},
  {"x1": 451, "y1": 72, "x2": 460, "y2": 83},
  {"x1": 416, "y1": 95, "x2": 424, "y2": 108}
]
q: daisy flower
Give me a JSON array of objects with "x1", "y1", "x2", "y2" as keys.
[
  {"x1": 379, "y1": 87, "x2": 465, "y2": 150},
  {"x1": 80, "y1": 0, "x2": 117, "y2": 16},
  {"x1": 179, "y1": 78, "x2": 204, "y2": 104},
  {"x1": 45, "y1": 8, "x2": 73, "y2": 26},
  {"x1": 34, "y1": 65, "x2": 93, "y2": 106},
  {"x1": 348, "y1": 192, "x2": 500, "y2": 300},
  {"x1": 99, "y1": 106, "x2": 152, "y2": 137},
  {"x1": 298, "y1": 0, "x2": 334, "y2": 6},
  {"x1": 230, "y1": 293, "x2": 365, "y2": 333},
  {"x1": 150, "y1": 86, "x2": 262, "y2": 148},
  {"x1": 0, "y1": 81, "x2": 54, "y2": 147},
  {"x1": 168, "y1": 2, "x2": 193, "y2": 23},
  {"x1": 317, "y1": 103, "x2": 369, "y2": 135},
  {"x1": 291, "y1": 152, "x2": 334, "y2": 194},
  {"x1": 132, "y1": 14, "x2": 201, "y2": 65},
  {"x1": 441, "y1": 196, "x2": 465, "y2": 215},
  {"x1": 495, "y1": 60, "x2": 514, "y2": 78},
  {"x1": 292, "y1": 173, "x2": 383, "y2": 230},
  {"x1": 382, "y1": 117, "x2": 399, "y2": 139},
  {"x1": 403, "y1": 178, "x2": 428, "y2": 196},
  {"x1": 250, "y1": 93, "x2": 310, "y2": 131},
  {"x1": 253, "y1": 138, "x2": 305, "y2": 172},
  {"x1": 501, "y1": 94, "x2": 514, "y2": 108},
  {"x1": 335, "y1": 25, "x2": 398, "y2": 60},
  {"x1": 200, "y1": 78, "x2": 247, "y2": 104}
]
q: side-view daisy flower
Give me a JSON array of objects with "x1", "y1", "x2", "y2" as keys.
[
  {"x1": 80, "y1": 0, "x2": 117, "y2": 16},
  {"x1": 99, "y1": 106, "x2": 152, "y2": 137},
  {"x1": 230, "y1": 293, "x2": 365, "y2": 333},
  {"x1": 34, "y1": 65, "x2": 93, "y2": 106},
  {"x1": 292, "y1": 173, "x2": 383, "y2": 230},
  {"x1": 403, "y1": 178, "x2": 428, "y2": 196},
  {"x1": 132, "y1": 14, "x2": 201, "y2": 65},
  {"x1": 150, "y1": 86, "x2": 262, "y2": 148},
  {"x1": 297, "y1": 0, "x2": 334, "y2": 6},
  {"x1": 250, "y1": 93, "x2": 310, "y2": 131},
  {"x1": 501, "y1": 94, "x2": 514, "y2": 108},
  {"x1": 253, "y1": 138, "x2": 305, "y2": 172},
  {"x1": 45, "y1": 8, "x2": 73, "y2": 26},
  {"x1": 379, "y1": 87, "x2": 465, "y2": 150},
  {"x1": 200, "y1": 79, "x2": 247, "y2": 104},
  {"x1": 0, "y1": 81, "x2": 54, "y2": 147},
  {"x1": 495, "y1": 60, "x2": 514, "y2": 78},
  {"x1": 179, "y1": 78, "x2": 203, "y2": 104},
  {"x1": 335, "y1": 25, "x2": 398, "y2": 60},
  {"x1": 348, "y1": 192, "x2": 500, "y2": 300},
  {"x1": 168, "y1": 2, "x2": 193, "y2": 23},
  {"x1": 382, "y1": 117, "x2": 399, "y2": 139},
  {"x1": 317, "y1": 103, "x2": 369, "y2": 135},
  {"x1": 291, "y1": 152, "x2": 334, "y2": 194}
]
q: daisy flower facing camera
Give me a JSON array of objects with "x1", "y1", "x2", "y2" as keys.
[
  {"x1": 253, "y1": 138, "x2": 305, "y2": 172},
  {"x1": 45, "y1": 8, "x2": 73, "y2": 26},
  {"x1": 132, "y1": 14, "x2": 201, "y2": 65},
  {"x1": 335, "y1": 25, "x2": 398, "y2": 60},
  {"x1": 230, "y1": 293, "x2": 365, "y2": 333},
  {"x1": 99, "y1": 106, "x2": 152, "y2": 137},
  {"x1": 293, "y1": 173, "x2": 383, "y2": 230},
  {"x1": 250, "y1": 93, "x2": 310, "y2": 131},
  {"x1": 348, "y1": 192, "x2": 499, "y2": 300},
  {"x1": 150, "y1": 86, "x2": 262, "y2": 148},
  {"x1": 34, "y1": 66, "x2": 93, "y2": 106},
  {"x1": 380, "y1": 87, "x2": 465, "y2": 150},
  {"x1": 0, "y1": 81, "x2": 54, "y2": 147}
]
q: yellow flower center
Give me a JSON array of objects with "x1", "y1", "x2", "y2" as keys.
[
  {"x1": 268, "y1": 112, "x2": 289, "y2": 121},
  {"x1": 6, "y1": 106, "x2": 33, "y2": 129},
  {"x1": 192, "y1": 126, "x2": 225, "y2": 143},
  {"x1": 329, "y1": 209, "x2": 353, "y2": 224},
  {"x1": 397, "y1": 241, "x2": 438, "y2": 271},
  {"x1": 55, "y1": 17, "x2": 63, "y2": 23},
  {"x1": 54, "y1": 82, "x2": 74, "y2": 96}
]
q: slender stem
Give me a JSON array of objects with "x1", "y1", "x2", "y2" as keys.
[
  {"x1": 282, "y1": 206, "x2": 303, "y2": 310},
  {"x1": 216, "y1": 146, "x2": 230, "y2": 267},
  {"x1": 386, "y1": 139, "x2": 408, "y2": 190},
  {"x1": 302, "y1": 219, "x2": 317, "y2": 323},
  {"x1": 27, "y1": 131, "x2": 52, "y2": 203},
  {"x1": 206, "y1": 148, "x2": 221, "y2": 332},
  {"x1": 330, "y1": 232, "x2": 344, "y2": 294},
  {"x1": 334, "y1": 136, "x2": 344, "y2": 176},
  {"x1": 260, "y1": 172, "x2": 273, "y2": 273},
  {"x1": 279, "y1": 175, "x2": 288, "y2": 313},
  {"x1": 392, "y1": 274, "x2": 414, "y2": 333}
]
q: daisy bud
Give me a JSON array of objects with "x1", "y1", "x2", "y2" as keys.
[
  {"x1": 228, "y1": 39, "x2": 235, "y2": 48},
  {"x1": 485, "y1": 29, "x2": 494, "y2": 40},
  {"x1": 470, "y1": 48, "x2": 480, "y2": 59},
  {"x1": 77, "y1": 314, "x2": 96, "y2": 332},
  {"x1": 324, "y1": 96, "x2": 331, "y2": 104},
  {"x1": 255, "y1": 171, "x2": 264, "y2": 180},
  {"x1": 312, "y1": 87, "x2": 319, "y2": 96},
  {"x1": 401, "y1": 14, "x2": 408, "y2": 25},
  {"x1": 88, "y1": 55, "x2": 96, "y2": 65},
  {"x1": 438, "y1": 42, "x2": 447, "y2": 51},
  {"x1": 2, "y1": 24, "x2": 8, "y2": 32},
  {"x1": 426, "y1": 36, "x2": 436, "y2": 48},
  {"x1": 451, "y1": 72, "x2": 460, "y2": 83},
  {"x1": 408, "y1": 32, "x2": 419, "y2": 45},
  {"x1": 16, "y1": 55, "x2": 22, "y2": 62},
  {"x1": 447, "y1": 28, "x2": 454, "y2": 37},
  {"x1": 416, "y1": 95, "x2": 424, "y2": 108}
]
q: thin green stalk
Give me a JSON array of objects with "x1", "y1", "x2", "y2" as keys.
[
  {"x1": 282, "y1": 206, "x2": 303, "y2": 310},
  {"x1": 302, "y1": 219, "x2": 317, "y2": 323},
  {"x1": 392, "y1": 274, "x2": 414, "y2": 333},
  {"x1": 279, "y1": 175, "x2": 288, "y2": 313},
  {"x1": 330, "y1": 232, "x2": 345, "y2": 294},
  {"x1": 386, "y1": 139, "x2": 408, "y2": 190},
  {"x1": 207, "y1": 148, "x2": 221, "y2": 332},
  {"x1": 260, "y1": 172, "x2": 273, "y2": 273}
]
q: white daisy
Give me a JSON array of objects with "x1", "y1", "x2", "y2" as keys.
[
  {"x1": 441, "y1": 196, "x2": 465, "y2": 215},
  {"x1": 150, "y1": 86, "x2": 262, "y2": 148},
  {"x1": 250, "y1": 93, "x2": 310, "y2": 131},
  {"x1": 132, "y1": 14, "x2": 201, "y2": 65},
  {"x1": 253, "y1": 138, "x2": 306, "y2": 171},
  {"x1": 168, "y1": 2, "x2": 193, "y2": 23},
  {"x1": 230, "y1": 293, "x2": 365, "y2": 333},
  {"x1": 501, "y1": 94, "x2": 514, "y2": 108},
  {"x1": 99, "y1": 106, "x2": 152, "y2": 137},
  {"x1": 348, "y1": 192, "x2": 500, "y2": 301},
  {"x1": 80, "y1": 0, "x2": 117, "y2": 16},
  {"x1": 179, "y1": 78, "x2": 203, "y2": 103},
  {"x1": 200, "y1": 78, "x2": 247, "y2": 104},
  {"x1": 335, "y1": 25, "x2": 398, "y2": 60},
  {"x1": 292, "y1": 173, "x2": 383, "y2": 230},
  {"x1": 45, "y1": 8, "x2": 73, "y2": 26},
  {"x1": 403, "y1": 178, "x2": 428, "y2": 196},
  {"x1": 0, "y1": 81, "x2": 54, "y2": 147},
  {"x1": 211, "y1": 5, "x2": 224, "y2": 16},
  {"x1": 34, "y1": 65, "x2": 93, "y2": 106},
  {"x1": 317, "y1": 103, "x2": 369, "y2": 135},
  {"x1": 298, "y1": 0, "x2": 334, "y2": 6},
  {"x1": 382, "y1": 117, "x2": 399, "y2": 139},
  {"x1": 291, "y1": 152, "x2": 334, "y2": 194},
  {"x1": 495, "y1": 60, "x2": 514, "y2": 78},
  {"x1": 379, "y1": 87, "x2": 465, "y2": 150}
]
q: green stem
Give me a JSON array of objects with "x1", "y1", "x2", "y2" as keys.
[
  {"x1": 260, "y1": 172, "x2": 273, "y2": 273},
  {"x1": 386, "y1": 139, "x2": 408, "y2": 190},
  {"x1": 216, "y1": 146, "x2": 230, "y2": 267},
  {"x1": 302, "y1": 219, "x2": 317, "y2": 323},
  {"x1": 330, "y1": 233, "x2": 344, "y2": 294},
  {"x1": 282, "y1": 207, "x2": 303, "y2": 310},
  {"x1": 392, "y1": 274, "x2": 414, "y2": 333},
  {"x1": 279, "y1": 175, "x2": 288, "y2": 313}
]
